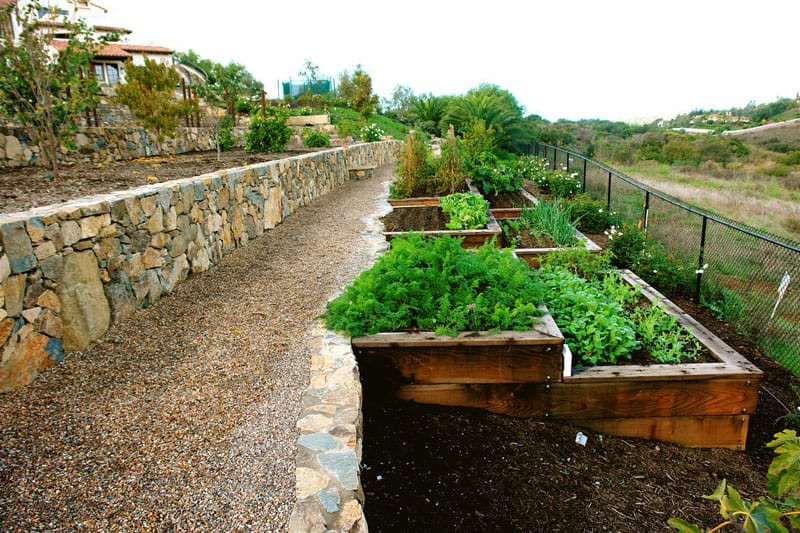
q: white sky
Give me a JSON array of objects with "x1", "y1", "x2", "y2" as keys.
[{"x1": 94, "y1": 0, "x2": 799, "y2": 123}]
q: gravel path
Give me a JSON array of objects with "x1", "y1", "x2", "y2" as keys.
[{"x1": 0, "y1": 165, "x2": 393, "y2": 531}]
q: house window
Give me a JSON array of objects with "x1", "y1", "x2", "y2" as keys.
[
  {"x1": 93, "y1": 63, "x2": 105, "y2": 82},
  {"x1": 106, "y1": 64, "x2": 119, "y2": 85}
]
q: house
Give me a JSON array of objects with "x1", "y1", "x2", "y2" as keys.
[{"x1": 0, "y1": 0, "x2": 204, "y2": 88}]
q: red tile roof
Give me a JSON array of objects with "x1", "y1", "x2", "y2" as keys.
[
  {"x1": 49, "y1": 39, "x2": 133, "y2": 59},
  {"x1": 120, "y1": 44, "x2": 173, "y2": 55}
]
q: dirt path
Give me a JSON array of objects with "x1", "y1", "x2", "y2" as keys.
[{"x1": 0, "y1": 166, "x2": 392, "y2": 531}]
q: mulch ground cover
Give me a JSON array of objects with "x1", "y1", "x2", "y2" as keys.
[
  {"x1": 360, "y1": 295, "x2": 798, "y2": 532},
  {"x1": 0, "y1": 148, "x2": 323, "y2": 214}
]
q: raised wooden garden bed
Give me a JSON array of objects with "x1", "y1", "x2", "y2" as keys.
[
  {"x1": 358, "y1": 270, "x2": 762, "y2": 450},
  {"x1": 512, "y1": 229, "x2": 603, "y2": 267},
  {"x1": 352, "y1": 310, "x2": 564, "y2": 385},
  {"x1": 381, "y1": 205, "x2": 502, "y2": 248}
]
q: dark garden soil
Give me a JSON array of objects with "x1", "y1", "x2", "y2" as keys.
[
  {"x1": 0, "y1": 148, "x2": 323, "y2": 214},
  {"x1": 361, "y1": 297, "x2": 799, "y2": 532},
  {"x1": 501, "y1": 223, "x2": 559, "y2": 249},
  {"x1": 583, "y1": 231, "x2": 610, "y2": 249},
  {"x1": 381, "y1": 205, "x2": 451, "y2": 232},
  {"x1": 485, "y1": 190, "x2": 534, "y2": 209}
]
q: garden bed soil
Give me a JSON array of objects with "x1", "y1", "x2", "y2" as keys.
[
  {"x1": 387, "y1": 184, "x2": 471, "y2": 207},
  {"x1": 485, "y1": 190, "x2": 535, "y2": 209},
  {"x1": 0, "y1": 148, "x2": 323, "y2": 214},
  {"x1": 360, "y1": 297, "x2": 798, "y2": 532},
  {"x1": 381, "y1": 205, "x2": 449, "y2": 232},
  {"x1": 501, "y1": 223, "x2": 559, "y2": 249},
  {"x1": 582, "y1": 231, "x2": 610, "y2": 249}
]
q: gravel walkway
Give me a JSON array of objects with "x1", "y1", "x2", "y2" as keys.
[{"x1": 0, "y1": 165, "x2": 393, "y2": 531}]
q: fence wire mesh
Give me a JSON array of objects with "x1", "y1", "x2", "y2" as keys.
[{"x1": 536, "y1": 142, "x2": 800, "y2": 374}]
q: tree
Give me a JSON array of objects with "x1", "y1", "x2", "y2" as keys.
[
  {"x1": 382, "y1": 84, "x2": 415, "y2": 123},
  {"x1": 115, "y1": 58, "x2": 197, "y2": 141},
  {"x1": 0, "y1": 1, "x2": 104, "y2": 172},
  {"x1": 443, "y1": 84, "x2": 527, "y2": 152},
  {"x1": 409, "y1": 95, "x2": 449, "y2": 134},
  {"x1": 350, "y1": 65, "x2": 378, "y2": 119}
]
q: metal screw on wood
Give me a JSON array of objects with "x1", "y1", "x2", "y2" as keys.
[
  {"x1": 741, "y1": 407, "x2": 748, "y2": 413},
  {"x1": 746, "y1": 380, "x2": 751, "y2": 386}
]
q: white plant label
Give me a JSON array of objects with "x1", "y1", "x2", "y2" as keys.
[{"x1": 770, "y1": 272, "x2": 791, "y2": 320}]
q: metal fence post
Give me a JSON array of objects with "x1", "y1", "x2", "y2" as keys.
[
  {"x1": 552, "y1": 148, "x2": 558, "y2": 170},
  {"x1": 643, "y1": 190, "x2": 650, "y2": 232},
  {"x1": 607, "y1": 171, "x2": 612, "y2": 209},
  {"x1": 582, "y1": 158, "x2": 587, "y2": 192},
  {"x1": 696, "y1": 216, "x2": 708, "y2": 301}
]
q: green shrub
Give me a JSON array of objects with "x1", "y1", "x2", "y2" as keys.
[
  {"x1": 302, "y1": 128, "x2": 330, "y2": 148},
  {"x1": 767, "y1": 164, "x2": 791, "y2": 177},
  {"x1": 360, "y1": 123, "x2": 384, "y2": 142},
  {"x1": 245, "y1": 107, "x2": 293, "y2": 152},
  {"x1": 322, "y1": 234, "x2": 545, "y2": 337},
  {"x1": 532, "y1": 169, "x2": 581, "y2": 198},
  {"x1": 565, "y1": 193, "x2": 617, "y2": 233},
  {"x1": 662, "y1": 138, "x2": 700, "y2": 165},
  {"x1": 433, "y1": 128, "x2": 466, "y2": 195},
  {"x1": 440, "y1": 192, "x2": 488, "y2": 230},
  {"x1": 217, "y1": 114, "x2": 235, "y2": 152},
  {"x1": 779, "y1": 151, "x2": 800, "y2": 166},
  {"x1": 390, "y1": 131, "x2": 435, "y2": 198}
]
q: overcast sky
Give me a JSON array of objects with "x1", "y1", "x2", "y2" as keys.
[{"x1": 96, "y1": 0, "x2": 798, "y2": 123}]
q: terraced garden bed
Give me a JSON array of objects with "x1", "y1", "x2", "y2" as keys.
[{"x1": 380, "y1": 205, "x2": 502, "y2": 248}]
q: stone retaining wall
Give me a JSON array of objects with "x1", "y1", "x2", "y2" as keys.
[
  {"x1": 0, "y1": 125, "x2": 248, "y2": 169},
  {"x1": 288, "y1": 184, "x2": 392, "y2": 532},
  {"x1": 0, "y1": 141, "x2": 401, "y2": 392}
]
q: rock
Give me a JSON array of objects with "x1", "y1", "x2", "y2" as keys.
[
  {"x1": 149, "y1": 232, "x2": 170, "y2": 249},
  {"x1": 57, "y1": 251, "x2": 110, "y2": 351},
  {"x1": 72, "y1": 239, "x2": 94, "y2": 251},
  {"x1": 162, "y1": 253, "x2": 189, "y2": 293},
  {"x1": 26, "y1": 218, "x2": 45, "y2": 243},
  {"x1": 21, "y1": 306, "x2": 41, "y2": 324},
  {"x1": 335, "y1": 499, "x2": 364, "y2": 532},
  {"x1": 39, "y1": 255, "x2": 63, "y2": 281},
  {"x1": 296, "y1": 467, "x2": 329, "y2": 500},
  {"x1": 131, "y1": 230, "x2": 150, "y2": 252},
  {"x1": 287, "y1": 499, "x2": 326, "y2": 533},
  {"x1": 0, "y1": 330, "x2": 50, "y2": 393},
  {"x1": 0, "y1": 317, "x2": 15, "y2": 345},
  {"x1": 4, "y1": 274, "x2": 26, "y2": 316},
  {"x1": 5, "y1": 135, "x2": 22, "y2": 161},
  {"x1": 142, "y1": 247, "x2": 163, "y2": 269},
  {"x1": 190, "y1": 247, "x2": 210, "y2": 273},
  {"x1": 127, "y1": 252, "x2": 144, "y2": 279},
  {"x1": 103, "y1": 270, "x2": 135, "y2": 323},
  {"x1": 35, "y1": 308, "x2": 62, "y2": 338},
  {"x1": 147, "y1": 207, "x2": 163, "y2": 234},
  {"x1": 60, "y1": 220, "x2": 81, "y2": 246},
  {"x1": 164, "y1": 207, "x2": 177, "y2": 231},
  {"x1": 318, "y1": 450, "x2": 358, "y2": 490},
  {"x1": 298, "y1": 432, "x2": 339, "y2": 452},
  {"x1": 317, "y1": 489, "x2": 340, "y2": 514},
  {"x1": 139, "y1": 195, "x2": 158, "y2": 217},
  {"x1": 45, "y1": 337, "x2": 63, "y2": 365},
  {"x1": 93, "y1": 237, "x2": 120, "y2": 261},
  {"x1": 0, "y1": 221, "x2": 36, "y2": 274},
  {"x1": 0, "y1": 255, "x2": 10, "y2": 283},
  {"x1": 37, "y1": 289, "x2": 60, "y2": 311},
  {"x1": 80, "y1": 214, "x2": 110, "y2": 239},
  {"x1": 34, "y1": 241, "x2": 56, "y2": 260}
]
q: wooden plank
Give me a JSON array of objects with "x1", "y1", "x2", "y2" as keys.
[
  {"x1": 359, "y1": 343, "x2": 562, "y2": 384},
  {"x1": 491, "y1": 208, "x2": 524, "y2": 220},
  {"x1": 396, "y1": 383, "x2": 489, "y2": 408},
  {"x1": 395, "y1": 378, "x2": 758, "y2": 418},
  {"x1": 565, "y1": 362, "x2": 759, "y2": 383},
  {"x1": 618, "y1": 270, "x2": 762, "y2": 377},
  {"x1": 575, "y1": 415, "x2": 750, "y2": 450},
  {"x1": 388, "y1": 197, "x2": 442, "y2": 207}
]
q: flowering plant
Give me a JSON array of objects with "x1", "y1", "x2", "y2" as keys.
[{"x1": 360, "y1": 123, "x2": 385, "y2": 142}]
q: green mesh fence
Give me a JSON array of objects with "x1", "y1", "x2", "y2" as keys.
[{"x1": 535, "y1": 142, "x2": 800, "y2": 374}]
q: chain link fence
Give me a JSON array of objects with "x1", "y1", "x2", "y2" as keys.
[{"x1": 535, "y1": 142, "x2": 800, "y2": 374}]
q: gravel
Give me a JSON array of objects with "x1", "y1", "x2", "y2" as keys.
[{"x1": 0, "y1": 165, "x2": 393, "y2": 531}]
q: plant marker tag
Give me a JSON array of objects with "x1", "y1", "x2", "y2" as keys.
[
  {"x1": 562, "y1": 344, "x2": 573, "y2": 378},
  {"x1": 575, "y1": 432, "x2": 588, "y2": 446},
  {"x1": 770, "y1": 272, "x2": 791, "y2": 320}
]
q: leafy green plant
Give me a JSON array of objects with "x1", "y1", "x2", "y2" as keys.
[
  {"x1": 701, "y1": 282, "x2": 746, "y2": 324},
  {"x1": 566, "y1": 193, "x2": 618, "y2": 233},
  {"x1": 519, "y1": 200, "x2": 577, "y2": 246},
  {"x1": 245, "y1": 107, "x2": 293, "y2": 152},
  {"x1": 360, "y1": 123, "x2": 385, "y2": 142},
  {"x1": 539, "y1": 268, "x2": 639, "y2": 365},
  {"x1": 631, "y1": 304, "x2": 701, "y2": 363},
  {"x1": 302, "y1": 128, "x2": 330, "y2": 148},
  {"x1": 669, "y1": 429, "x2": 800, "y2": 532},
  {"x1": 322, "y1": 234, "x2": 545, "y2": 337},
  {"x1": 217, "y1": 114, "x2": 236, "y2": 152},
  {"x1": 440, "y1": 193, "x2": 489, "y2": 230},
  {"x1": 467, "y1": 152, "x2": 523, "y2": 195},
  {"x1": 538, "y1": 248, "x2": 613, "y2": 281}
]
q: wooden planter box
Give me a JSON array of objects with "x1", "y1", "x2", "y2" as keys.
[
  {"x1": 387, "y1": 197, "x2": 443, "y2": 207},
  {"x1": 513, "y1": 230, "x2": 603, "y2": 267},
  {"x1": 353, "y1": 310, "x2": 564, "y2": 385},
  {"x1": 383, "y1": 206, "x2": 503, "y2": 248},
  {"x1": 466, "y1": 182, "x2": 539, "y2": 220},
  {"x1": 373, "y1": 270, "x2": 762, "y2": 450}
]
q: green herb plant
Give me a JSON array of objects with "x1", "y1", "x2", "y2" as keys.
[
  {"x1": 519, "y1": 200, "x2": 577, "y2": 246},
  {"x1": 669, "y1": 429, "x2": 800, "y2": 532},
  {"x1": 322, "y1": 234, "x2": 545, "y2": 337},
  {"x1": 468, "y1": 151, "x2": 523, "y2": 195},
  {"x1": 566, "y1": 193, "x2": 618, "y2": 233},
  {"x1": 302, "y1": 128, "x2": 330, "y2": 148},
  {"x1": 440, "y1": 193, "x2": 489, "y2": 230}
]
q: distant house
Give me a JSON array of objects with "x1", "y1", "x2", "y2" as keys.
[{"x1": 0, "y1": 0, "x2": 204, "y2": 88}]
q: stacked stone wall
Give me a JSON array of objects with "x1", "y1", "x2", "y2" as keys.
[
  {"x1": 0, "y1": 125, "x2": 249, "y2": 169},
  {"x1": 0, "y1": 141, "x2": 401, "y2": 392}
]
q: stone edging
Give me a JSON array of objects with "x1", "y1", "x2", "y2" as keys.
[{"x1": 288, "y1": 182, "x2": 392, "y2": 532}]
